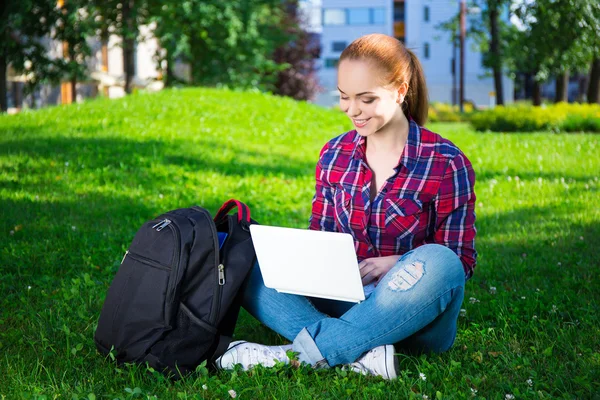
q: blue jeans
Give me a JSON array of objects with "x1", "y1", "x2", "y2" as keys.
[{"x1": 241, "y1": 244, "x2": 466, "y2": 367}]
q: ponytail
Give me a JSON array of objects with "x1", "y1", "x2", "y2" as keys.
[{"x1": 405, "y1": 49, "x2": 429, "y2": 126}]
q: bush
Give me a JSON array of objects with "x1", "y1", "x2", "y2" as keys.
[
  {"x1": 470, "y1": 102, "x2": 600, "y2": 133},
  {"x1": 428, "y1": 102, "x2": 475, "y2": 123}
]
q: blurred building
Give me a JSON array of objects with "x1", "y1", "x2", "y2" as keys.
[{"x1": 315, "y1": 0, "x2": 514, "y2": 108}]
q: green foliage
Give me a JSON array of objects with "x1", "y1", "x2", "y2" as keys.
[
  {"x1": 470, "y1": 102, "x2": 600, "y2": 132},
  {"x1": 0, "y1": 0, "x2": 65, "y2": 105},
  {"x1": 509, "y1": 0, "x2": 600, "y2": 80},
  {"x1": 149, "y1": 0, "x2": 288, "y2": 91},
  {"x1": 1, "y1": 88, "x2": 599, "y2": 398},
  {"x1": 428, "y1": 102, "x2": 475, "y2": 123}
]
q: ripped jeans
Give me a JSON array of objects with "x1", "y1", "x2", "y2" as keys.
[{"x1": 241, "y1": 244, "x2": 466, "y2": 367}]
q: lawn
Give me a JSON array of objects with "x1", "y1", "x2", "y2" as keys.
[{"x1": 0, "y1": 88, "x2": 598, "y2": 399}]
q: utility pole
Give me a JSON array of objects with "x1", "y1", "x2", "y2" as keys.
[{"x1": 459, "y1": 0, "x2": 466, "y2": 113}]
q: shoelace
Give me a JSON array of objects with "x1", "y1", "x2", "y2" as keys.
[{"x1": 243, "y1": 345, "x2": 287, "y2": 366}]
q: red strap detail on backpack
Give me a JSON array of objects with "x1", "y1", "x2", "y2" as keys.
[{"x1": 215, "y1": 199, "x2": 251, "y2": 224}]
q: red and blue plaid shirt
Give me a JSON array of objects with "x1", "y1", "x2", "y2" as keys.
[{"x1": 309, "y1": 119, "x2": 477, "y2": 280}]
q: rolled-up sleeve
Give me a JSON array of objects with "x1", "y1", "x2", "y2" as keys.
[
  {"x1": 309, "y1": 145, "x2": 337, "y2": 232},
  {"x1": 432, "y1": 153, "x2": 477, "y2": 279}
]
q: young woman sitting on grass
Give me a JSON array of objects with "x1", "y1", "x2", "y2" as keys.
[{"x1": 215, "y1": 33, "x2": 477, "y2": 379}]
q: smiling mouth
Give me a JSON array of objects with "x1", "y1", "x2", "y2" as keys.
[{"x1": 353, "y1": 118, "x2": 370, "y2": 127}]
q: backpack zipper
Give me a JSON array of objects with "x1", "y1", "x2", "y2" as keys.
[
  {"x1": 164, "y1": 221, "x2": 181, "y2": 325},
  {"x1": 208, "y1": 222, "x2": 223, "y2": 326},
  {"x1": 218, "y1": 264, "x2": 225, "y2": 285},
  {"x1": 152, "y1": 219, "x2": 172, "y2": 231}
]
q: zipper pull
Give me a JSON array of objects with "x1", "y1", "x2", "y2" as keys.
[
  {"x1": 218, "y1": 264, "x2": 225, "y2": 285},
  {"x1": 121, "y1": 250, "x2": 129, "y2": 264},
  {"x1": 152, "y1": 219, "x2": 171, "y2": 231}
]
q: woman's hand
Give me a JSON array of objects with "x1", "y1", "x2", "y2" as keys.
[{"x1": 358, "y1": 255, "x2": 400, "y2": 286}]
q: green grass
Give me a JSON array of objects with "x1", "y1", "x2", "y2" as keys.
[{"x1": 1, "y1": 88, "x2": 599, "y2": 399}]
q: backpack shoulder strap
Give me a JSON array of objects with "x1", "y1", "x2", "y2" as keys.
[{"x1": 214, "y1": 199, "x2": 251, "y2": 225}]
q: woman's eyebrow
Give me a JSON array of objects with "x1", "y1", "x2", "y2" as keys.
[{"x1": 337, "y1": 87, "x2": 376, "y2": 96}]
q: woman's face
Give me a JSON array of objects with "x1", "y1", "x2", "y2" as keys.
[{"x1": 337, "y1": 59, "x2": 406, "y2": 137}]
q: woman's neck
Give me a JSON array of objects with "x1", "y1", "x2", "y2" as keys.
[{"x1": 366, "y1": 110, "x2": 410, "y2": 154}]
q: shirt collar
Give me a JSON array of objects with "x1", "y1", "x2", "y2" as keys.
[{"x1": 351, "y1": 118, "x2": 422, "y2": 173}]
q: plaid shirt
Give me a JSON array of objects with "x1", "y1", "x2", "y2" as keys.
[{"x1": 308, "y1": 119, "x2": 477, "y2": 279}]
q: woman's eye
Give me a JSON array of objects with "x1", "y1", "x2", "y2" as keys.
[
  {"x1": 340, "y1": 97, "x2": 349, "y2": 101},
  {"x1": 362, "y1": 99, "x2": 375, "y2": 104}
]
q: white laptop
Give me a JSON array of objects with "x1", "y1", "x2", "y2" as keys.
[{"x1": 249, "y1": 225, "x2": 366, "y2": 303}]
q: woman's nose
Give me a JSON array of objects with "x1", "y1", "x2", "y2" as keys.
[{"x1": 347, "y1": 100, "x2": 361, "y2": 117}]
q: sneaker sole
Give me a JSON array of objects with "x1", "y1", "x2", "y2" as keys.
[{"x1": 384, "y1": 344, "x2": 399, "y2": 380}]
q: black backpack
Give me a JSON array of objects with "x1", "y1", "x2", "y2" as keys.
[{"x1": 94, "y1": 200, "x2": 257, "y2": 376}]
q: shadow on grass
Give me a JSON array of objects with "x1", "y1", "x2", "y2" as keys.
[{"x1": 0, "y1": 134, "x2": 316, "y2": 180}]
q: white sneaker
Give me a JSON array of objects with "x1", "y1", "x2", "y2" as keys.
[
  {"x1": 215, "y1": 340, "x2": 293, "y2": 371},
  {"x1": 348, "y1": 344, "x2": 398, "y2": 380}
]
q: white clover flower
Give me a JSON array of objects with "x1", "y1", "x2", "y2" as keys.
[
  {"x1": 28, "y1": 286, "x2": 32, "y2": 290},
  {"x1": 527, "y1": 378, "x2": 533, "y2": 386},
  {"x1": 72, "y1": 226, "x2": 77, "y2": 231},
  {"x1": 422, "y1": 395, "x2": 429, "y2": 400},
  {"x1": 65, "y1": 161, "x2": 69, "y2": 167},
  {"x1": 419, "y1": 372, "x2": 426, "y2": 381},
  {"x1": 579, "y1": 236, "x2": 584, "y2": 240},
  {"x1": 469, "y1": 297, "x2": 480, "y2": 304},
  {"x1": 552, "y1": 305, "x2": 558, "y2": 313},
  {"x1": 521, "y1": 296, "x2": 526, "y2": 300},
  {"x1": 507, "y1": 176, "x2": 512, "y2": 181},
  {"x1": 460, "y1": 309, "x2": 467, "y2": 317},
  {"x1": 505, "y1": 395, "x2": 515, "y2": 400},
  {"x1": 228, "y1": 389, "x2": 237, "y2": 398},
  {"x1": 533, "y1": 315, "x2": 538, "y2": 320},
  {"x1": 489, "y1": 286, "x2": 497, "y2": 294},
  {"x1": 10, "y1": 230, "x2": 14, "y2": 236},
  {"x1": 515, "y1": 176, "x2": 520, "y2": 181},
  {"x1": 159, "y1": 194, "x2": 164, "y2": 199},
  {"x1": 202, "y1": 384, "x2": 208, "y2": 390},
  {"x1": 471, "y1": 388, "x2": 478, "y2": 396}
]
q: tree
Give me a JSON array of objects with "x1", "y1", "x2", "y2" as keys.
[
  {"x1": 148, "y1": 0, "x2": 287, "y2": 91},
  {"x1": 271, "y1": 0, "x2": 319, "y2": 101},
  {"x1": 437, "y1": 0, "x2": 511, "y2": 105},
  {"x1": 0, "y1": 0, "x2": 60, "y2": 111},
  {"x1": 54, "y1": 0, "x2": 97, "y2": 102},
  {"x1": 510, "y1": 0, "x2": 599, "y2": 105}
]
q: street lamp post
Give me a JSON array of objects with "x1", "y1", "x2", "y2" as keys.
[{"x1": 459, "y1": 0, "x2": 466, "y2": 113}]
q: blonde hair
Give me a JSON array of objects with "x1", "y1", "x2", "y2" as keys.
[{"x1": 340, "y1": 33, "x2": 429, "y2": 126}]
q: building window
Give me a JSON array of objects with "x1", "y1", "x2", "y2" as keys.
[
  {"x1": 323, "y1": 9, "x2": 346, "y2": 25},
  {"x1": 424, "y1": 43, "x2": 430, "y2": 59},
  {"x1": 394, "y1": 4, "x2": 405, "y2": 21},
  {"x1": 424, "y1": 6, "x2": 430, "y2": 22},
  {"x1": 332, "y1": 41, "x2": 347, "y2": 52},
  {"x1": 372, "y1": 8, "x2": 386, "y2": 24},
  {"x1": 325, "y1": 58, "x2": 339, "y2": 68},
  {"x1": 348, "y1": 8, "x2": 370, "y2": 25}
]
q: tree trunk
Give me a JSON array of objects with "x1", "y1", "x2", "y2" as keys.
[
  {"x1": 555, "y1": 71, "x2": 569, "y2": 103},
  {"x1": 71, "y1": 76, "x2": 77, "y2": 103},
  {"x1": 0, "y1": 53, "x2": 7, "y2": 112},
  {"x1": 588, "y1": 57, "x2": 600, "y2": 104},
  {"x1": 165, "y1": 50, "x2": 174, "y2": 88},
  {"x1": 532, "y1": 79, "x2": 542, "y2": 106},
  {"x1": 122, "y1": 0, "x2": 136, "y2": 94},
  {"x1": 489, "y1": 4, "x2": 504, "y2": 105}
]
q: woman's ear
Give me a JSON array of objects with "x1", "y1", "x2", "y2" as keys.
[{"x1": 396, "y1": 82, "x2": 409, "y2": 104}]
